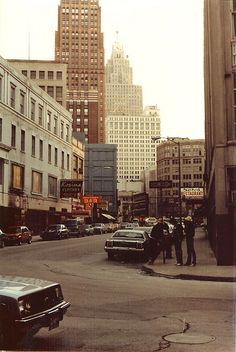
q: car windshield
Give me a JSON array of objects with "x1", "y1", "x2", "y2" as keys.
[
  {"x1": 113, "y1": 231, "x2": 144, "y2": 239},
  {"x1": 94, "y1": 223, "x2": 102, "y2": 226},
  {"x1": 6, "y1": 227, "x2": 21, "y2": 233},
  {"x1": 65, "y1": 220, "x2": 77, "y2": 226},
  {"x1": 47, "y1": 225, "x2": 60, "y2": 230}
]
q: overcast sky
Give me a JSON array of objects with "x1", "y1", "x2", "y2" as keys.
[{"x1": 0, "y1": 0, "x2": 204, "y2": 139}]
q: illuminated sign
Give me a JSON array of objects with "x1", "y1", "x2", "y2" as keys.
[
  {"x1": 181, "y1": 188, "x2": 204, "y2": 199},
  {"x1": 81, "y1": 195, "x2": 100, "y2": 204}
]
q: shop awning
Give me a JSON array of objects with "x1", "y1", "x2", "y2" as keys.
[{"x1": 102, "y1": 213, "x2": 116, "y2": 220}]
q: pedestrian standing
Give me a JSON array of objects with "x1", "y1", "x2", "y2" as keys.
[
  {"x1": 172, "y1": 220, "x2": 184, "y2": 266},
  {"x1": 184, "y1": 216, "x2": 196, "y2": 266},
  {"x1": 148, "y1": 218, "x2": 165, "y2": 265}
]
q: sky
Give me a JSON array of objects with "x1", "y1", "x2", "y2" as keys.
[{"x1": 0, "y1": 0, "x2": 204, "y2": 139}]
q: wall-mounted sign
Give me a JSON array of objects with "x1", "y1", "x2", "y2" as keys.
[
  {"x1": 81, "y1": 195, "x2": 100, "y2": 204},
  {"x1": 149, "y1": 180, "x2": 173, "y2": 188},
  {"x1": 181, "y1": 188, "x2": 204, "y2": 199},
  {"x1": 60, "y1": 180, "x2": 83, "y2": 198}
]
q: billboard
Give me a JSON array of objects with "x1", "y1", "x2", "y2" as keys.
[
  {"x1": 60, "y1": 180, "x2": 83, "y2": 198},
  {"x1": 181, "y1": 188, "x2": 204, "y2": 199},
  {"x1": 149, "y1": 180, "x2": 172, "y2": 188}
]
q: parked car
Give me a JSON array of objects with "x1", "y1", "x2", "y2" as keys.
[
  {"x1": 64, "y1": 219, "x2": 81, "y2": 237},
  {"x1": 119, "y1": 222, "x2": 134, "y2": 229},
  {"x1": 4, "y1": 226, "x2": 32, "y2": 246},
  {"x1": 132, "y1": 226, "x2": 153, "y2": 235},
  {"x1": 0, "y1": 229, "x2": 6, "y2": 248},
  {"x1": 104, "y1": 229, "x2": 151, "y2": 260},
  {"x1": 93, "y1": 223, "x2": 106, "y2": 234},
  {"x1": 79, "y1": 224, "x2": 94, "y2": 236},
  {"x1": 0, "y1": 275, "x2": 70, "y2": 348},
  {"x1": 41, "y1": 224, "x2": 69, "y2": 241}
]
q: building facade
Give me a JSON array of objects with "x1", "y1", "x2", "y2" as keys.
[
  {"x1": 155, "y1": 139, "x2": 205, "y2": 218},
  {"x1": 8, "y1": 60, "x2": 67, "y2": 108},
  {"x1": 106, "y1": 106, "x2": 160, "y2": 183},
  {"x1": 0, "y1": 56, "x2": 73, "y2": 232},
  {"x1": 204, "y1": 0, "x2": 236, "y2": 264},
  {"x1": 55, "y1": 0, "x2": 105, "y2": 144},
  {"x1": 84, "y1": 144, "x2": 117, "y2": 218}
]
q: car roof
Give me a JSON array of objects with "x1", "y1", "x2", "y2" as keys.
[{"x1": 0, "y1": 275, "x2": 58, "y2": 299}]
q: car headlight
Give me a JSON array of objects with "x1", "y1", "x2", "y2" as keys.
[
  {"x1": 18, "y1": 298, "x2": 31, "y2": 316},
  {"x1": 136, "y1": 242, "x2": 144, "y2": 249},
  {"x1": 105, "y1": 241, "x2": 113, "y2": 247}
]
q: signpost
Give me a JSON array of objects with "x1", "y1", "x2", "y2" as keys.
[{"x1": 149, "y1": 180, "x2": 172, "y2": 188}]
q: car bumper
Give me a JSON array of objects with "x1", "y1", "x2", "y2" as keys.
[
  {"x1": 14, "y1": 301, "x2": 70, "y2": 335},
  {"x1": 104, "y1": 246, "x2": 144, "y2": 253}
]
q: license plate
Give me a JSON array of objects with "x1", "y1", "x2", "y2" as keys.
[{"x1": 49, "y1": 315, "x2": 60, "y2": 330}]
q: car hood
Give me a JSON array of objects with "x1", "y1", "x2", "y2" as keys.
[{"x1": 0, "y1": 275, "x2": 58, "y2": 298}]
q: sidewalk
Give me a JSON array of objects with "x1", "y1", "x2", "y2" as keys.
[{"x1": 142, "y1": 227, "x2": 236, "y2": 282}]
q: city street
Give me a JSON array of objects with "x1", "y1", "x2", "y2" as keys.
[{"x1": 0, "y1": 234, "x2": 235, "y2": 351}]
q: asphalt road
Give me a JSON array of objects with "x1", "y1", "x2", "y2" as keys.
[{"x1": 0, "y1": 235, "x2": 235, "y2": 351}]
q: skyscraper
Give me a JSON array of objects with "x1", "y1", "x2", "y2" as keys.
[
  {"x1": 55, "y1": 0, "x2": 105, "y2": 144},
  {"x1": 105, "y1": 36, "x2": 143, "y2": 117}
]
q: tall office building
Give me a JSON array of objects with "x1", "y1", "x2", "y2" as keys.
[
  {"x1": 105, "y1": 37, "x2": 143, "y2": 117},
  {"x1": 55, "y1": 0, "x2": 105, "y2": 144},
  {"x1": 204, "y1": 0, "x2": 236, "y2": 264}
]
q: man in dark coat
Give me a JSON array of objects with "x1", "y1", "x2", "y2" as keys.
[
  {"x1": 184, "y1": 216, "x2": 196, "y2": 266},
  {"x1": 172, "y1": 219, "x2": 184, "y2": 266},
  {"x1": 148, "y1": 218, "x2": 165, "y2": 265}
]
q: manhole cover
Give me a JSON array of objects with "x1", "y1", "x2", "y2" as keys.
[{"x1": 164, "y1": 333, "x2": 215, "y2": 344}]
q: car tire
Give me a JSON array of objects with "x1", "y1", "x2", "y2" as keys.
[
  {"x1": 18, "y1": 240, "x2": 22, "y2": 246},
  {"x1": 107, "y1": 252, "x2": 114, "y2": 260},
  {"x1": 0, "y1": 240, "x2": 4, "y2": 248},
  {"x1": 28, "y1": 238, "x2": 32, "y2": 244}
]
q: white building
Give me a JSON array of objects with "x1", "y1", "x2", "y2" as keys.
[
  {"x1": 105, "y1": 106, "x2": 160, "y2": 185},
  {"x1": 0, "y1": 56, "x2": 73, "y2": 232}
]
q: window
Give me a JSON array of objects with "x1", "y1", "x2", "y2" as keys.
[
  {"x1": 11, "y1": 125, "x2": 16, "y2": 147},
  {"x1": 61, "y1": 122, "x2": 64, "y2": 139},
  {"x1": 54, "y1": 117, "x2": 58, "y2": 134},
  {"x1": 21, "y1": 130, "x2": 25, "y2": 152},
  {"x1": 21, "y1": 70, "x2": 27, "y2": 77},
  {"x1": 38, "y1": 105, "x2": 43, "y2": 125},
  {"x1": 11, "y1": 163, "x2": 24, "y2": 190},
  {"x1": 56, "y1": 71, "x2": 62, "y2": 79},
  {"x1": 31, "y1": 99, "x2": 35, "y2": 120},
  {"x1": 61, "y1": 151, "x2": 65, "y2": 169},
  {"x1": 39, "y1": 71, "x2": 45, "y2": 79},
  {"x1": 20, "y1": 91, "x2": 25, "y2": 115},
  {"x1": 47, "y1": 112, "x2": 51, "y2": 131},
  {"x1": 47, "y1": 86, "x2": 54, "y2": 98},
  {"x1": 10, "y1": 84, "x2": 16, "y2": 108},
  {"x1": 32, "y1": 136, "x2": 36, "y2": 157},
  {"x1": 55, "y1": 147, "x2": 58, "y2": 166},
  {"x1": 39, "y1": 140, "x2": 43, "y2": 160},
  {"x1": 67, "y1": 154, "x2": 70, "y2": 170},
  {"x1": 66, "y1": 125, "x2": 69, "y2": 142},
  {"x1": 56, "y1": 86, "x2": 63, "y2": 99},
  {"x1": 32, "y1": 170, "x2": 42, "y2": 194},
  {"x1": 48, "y1": 71, "x2": 54, "y2": 79},
  {"x1": 30, "y1": 71, "x2": 36, "y2": 79},
  {"x1": 48, "y1": 176, "x2": 57, "y2": 197},
  {"x1": 48, "y1": 144, "x2": 52, "y2": 163}
]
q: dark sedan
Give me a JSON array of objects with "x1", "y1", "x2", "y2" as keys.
[
  {"x1": 41, "y1": 224, "x2": 69, "y2": 241},
  {"x1": 104, "y1": 229, "x2": 151, "y2": 260},
  {"x1": 0, "y1": 275, "x2": 70, "y2": 348}
]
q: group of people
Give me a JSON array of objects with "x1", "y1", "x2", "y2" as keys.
[{"x1": 148, "y1": 216, "x2": 196, "y2": 266}]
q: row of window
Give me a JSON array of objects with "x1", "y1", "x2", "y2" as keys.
[
  {"x1": 11, "y1": 162, "x2": 58, "y2": 197},
  {"x1": 22, "y1": 70, "x2": 63, "y2": 80}
]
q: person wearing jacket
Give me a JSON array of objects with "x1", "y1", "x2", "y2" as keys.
[
  {"x1": 148, "y1": 218, "x2": 165, "y2": 265},
  {"x1": 172, "y1": 219, "x2": 184, "y2": 266},
  {"x1": 184, "y1": 216, "x2": 196, "y2": 266}
]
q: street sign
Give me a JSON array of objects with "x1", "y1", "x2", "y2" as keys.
[
  {"x1": 60, "y1": 180, "x2": 83, "y2": 198},
  {"x1": 81, "y1": 195, "x2": 100, "y2": 204},
  {"x1": 149, "y1": 180, "x2": 173, "y2": 188}
]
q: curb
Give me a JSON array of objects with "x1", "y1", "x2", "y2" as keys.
[{"x1": 141, "y1": 265, "x2": 236, "y2": 282}]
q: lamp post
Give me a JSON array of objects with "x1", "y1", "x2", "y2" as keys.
[{"x1": 152, "y1": 136, "x2": 186, "y2": 221}]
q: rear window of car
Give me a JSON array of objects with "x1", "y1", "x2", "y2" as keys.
[
  {"x1": 113, "y1": 231, "x2": 144, "y2": 239},
  {"x1": 6, "y1": 227, "x2": 21, "y2": 233}
]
